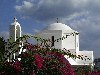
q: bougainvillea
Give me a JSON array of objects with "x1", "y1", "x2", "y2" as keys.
[
  {"x1": 0, "y1": 35, "x2": 99, "y2": 75},
  {"x1": 0, "y1": 35, "x2": 76, "y2": 75},
  {"x1": 34, "y1": 54, "x2": 43, "y2": 70}
]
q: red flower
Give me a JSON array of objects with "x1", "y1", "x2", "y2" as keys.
[
  {"x1": 44, "y1": 51, "x2": 74, "y2": 75},
  {"x1": 95, "y1": 72, "x2": 100, "y2": 75},
  {"x1": 12, "y1": 61, "x2": 22, "y2": 72},
  {"x1": 59, "y1": 67, "x2": 67, "y2": 75},
  {"x1": 27, "y1": 44, "x2": 33, "y2": 50},
  {"x1": 82, "y1": 70, "x2": 85, "y2": 75},
  {"x1": 0, "y1": 72, "x2": 4, "y2": 75},
  {"x1": 20, "y1": 52, "x2": 29, "y2": 58},
  {"x1": 34, "y1": 54, "x2": 43, "y2": 69},
  {"x1": 30, "y1": 70, "x2": 35, "y2": 75}
]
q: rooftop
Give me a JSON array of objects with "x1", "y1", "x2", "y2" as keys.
[{"x1": 44, "y1": 23, "x2": 72, "y2": 31}]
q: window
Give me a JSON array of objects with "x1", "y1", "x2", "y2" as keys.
[{"x1": 51, "y1": 36, "x2": 54, "y2": 46}]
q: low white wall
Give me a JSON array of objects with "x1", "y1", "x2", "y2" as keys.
[{"x1": 76, "y1": 51, "x2": 94, "y2": 65}]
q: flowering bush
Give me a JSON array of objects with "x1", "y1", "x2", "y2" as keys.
[
  {"x1": 0, "y1": 35, "x2": 98, "y2": 75},
  {"x1": 75, "y1": 65, "x2": 100, "y2": 75},
  {"x1": 0, "y1": 49, "x2": 74, "y2": 75},
  {"x1": 0, "y1": 35, "x2": 76, "y2": 75}
]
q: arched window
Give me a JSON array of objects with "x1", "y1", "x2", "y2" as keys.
[{"x1": 51, "y1": 36, "x2": 54, "y2": 47}]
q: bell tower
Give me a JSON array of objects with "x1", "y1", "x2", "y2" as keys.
[
  {"x1": 10, "y1": 16, "x2": 22, "y2": 41},
  {"x1": 6, "y1": 17, "x2": 22, "y2": 61}
]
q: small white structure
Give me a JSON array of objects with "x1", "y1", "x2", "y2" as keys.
[
  {"x1": 10, "y1": 17, "x2": 22, "y2": 42},
  {"x1": 5, "y1": 17, "x2": 23, "y2": 61},
  {"x1": 36, "y1": 22, "x2": 94, "y2": 66},
  {"x1": 6, "y1": 17, "x2": 94, "y2": 66}
]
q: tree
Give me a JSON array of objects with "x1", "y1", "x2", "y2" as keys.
[
  {"x1": 0, "y1": 35, "x2": 75, "y2": 75},
  {"x1": 0, "y1": 35, "x2": 91, "y2": 75},
  {"x1": 0, "y1": 37, "x2": 6, "y2": 61}
]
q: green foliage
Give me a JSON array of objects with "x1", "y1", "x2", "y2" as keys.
[
  {"x1": 0, "y1": 37, "x2": 6, "y2": 61},
  {"x1": 75, "y1": 66, "x2": 91, "y2": 75},
  {"x1": 0, "y1": 35, "x2": 95, "y2": 75},
  {"x1": 0, "y1": 35, "x2": 75, "y2": 74}
]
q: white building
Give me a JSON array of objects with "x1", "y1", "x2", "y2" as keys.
[
  {"x1": 7, "y1": 17, "x2": 94, "y2": 66},
  {"x1": 5, "y1": 17, "x2": 22, "y2": 61},
  {"x1": 36, "y1": 22, "x2": 94, "y2": 66},
  {"x1": 10, "y1": 17, "x2": 22, "y2": 42}
]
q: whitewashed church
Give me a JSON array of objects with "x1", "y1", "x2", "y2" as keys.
[{"x1": 7, "y1": 17, "x2": 94, "y2": 66}]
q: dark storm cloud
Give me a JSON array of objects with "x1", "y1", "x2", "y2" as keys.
[
  {"x1": 15, "y1": 0, "x2": 86, "y2": 22},
  {"x1": 0, "y1": 31, "x2": 9, "y2": 40},
  {"x1": 15, "y1": 0, "x2": 100, "y2": 58}
]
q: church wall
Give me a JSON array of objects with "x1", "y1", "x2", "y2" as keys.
[
  {"x1": 76, "y1": 34, "x2": 79, "y2": 52},
  {"x1": 62, "y1": 32, "x2": 76, "y2": 50},
  {"x1": 10, "y1": 25, "x2": 16, "y2": 41},
  {"x1": 76, "y1": 51, "x2": 94, "y2": 65},
  {"x1": 7, "y1": 19, "x2": 22, "y2": 61},
  {"x1": 36, "y1": 30, "x2": 63, "y2": 49},
  {"x1": 62, "y1": 31, "x2": 80, "y2": 62},
  {"x1": 16, "y1": 25, "x2": 21, "y2": 39}
]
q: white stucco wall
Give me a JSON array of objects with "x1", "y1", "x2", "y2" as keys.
[
  {"x1": 35, "y1": 22, "x2": 94, "y2": 66},
  {"x1": 76, "y1": 34, "x2": 79, "y2": 53},
  {"x1": 62, "y1": 32, "x2": 75, "y2": 50},
  {"x1": 10, "y1": 22, "x2": 21, "y2": 41},
  {"x1": 64, "y1": 55, "x2": 78, "y2": 65},
  {"x1": 10, "y1": 25, "x2": 16, "y2": 41},
  {"x1": 16, "y1": 25, "x2": 21, "y2": 39},
  {"x1": 62, "y1": 30, "x2": 79, "y2": 55},
  {"x1": 8, "y1": 20, "x2": 22, "y2": 61},
  {"x1": 36, "y1": 30, "x2": 63, "y2": 49},
  {"x1": 76, "y1": 51, "x2": 94, "y2": 65}
]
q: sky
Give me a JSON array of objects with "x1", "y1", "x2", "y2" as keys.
[{"x1": 0, "y1": 0, "x2": 100, "y2": 58}]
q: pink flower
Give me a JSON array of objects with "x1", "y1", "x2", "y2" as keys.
[
  {"x1": 95, "y1": 72, "x2": 100, "y2": 75},
  {"x1": 21, "y1": 52, "x2": 29, "y2": 58},
  {"x1": 30, "y1": 70, "x2": 35, "y2": 75},
  {"x1": 45, "y1": 52, "x2": 74, "y2": 75},
  {"x1": 59, "y1": 67, "x2": 67, "y2": 75},
  {"x1": 34, "y1": 54, "x2": 43, "y2": 69},
  {"x1": 0, "y1": 72, "x2": 4, "y2": 75},
  {"x1": 82, "y1": 70, "x2": 86, "y2": 75},
  {"x1": 27, "y1": 44, "x2": 33, "y2": 50},
  {"x1": 12, "y1": 61, "x2": 22, "y2": 72}
]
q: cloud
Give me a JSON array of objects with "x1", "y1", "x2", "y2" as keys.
[
  {"x1": 15, "y1": 1, "x2": 34, "y2": 16},
  {"x1": 15, "y1": 0, "x2": 100, "y2": 23},
  {"x1": 0, "y1": 31, "x2": 9, "y2": 40},
  {"x1": 15, "y1": 0, "x2": 100, "y2": 58},
  {"x1": 15, "y1": 0, "x2": 75, "y2": 22},
  {"x1": 33, "y1": 28, "x2": 40, "y2": 33}
]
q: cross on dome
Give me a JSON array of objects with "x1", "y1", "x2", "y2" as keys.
[
  {"x1": 11, "y1": 16, "x2": 20, "y2": 26},
  {"x1": 14, "y1": 16, "x2": 17, "y2": 22},
  {"x1": 44, "y1": 22, "x2": 72, "y2": 30},
  {"x1": 56, "y1": 18, "x2": 59, "y2": 23}
]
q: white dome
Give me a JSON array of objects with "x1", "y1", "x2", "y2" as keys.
[
  {"x1": 11, "y1": 22, "x2": 20, "y2": 26},
  {"x1": 11, "y1": 17, "x2": 20, "y2": 26},
  {"x1": 44, "y1": 23, "x2": 72, "y2": 30}
]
